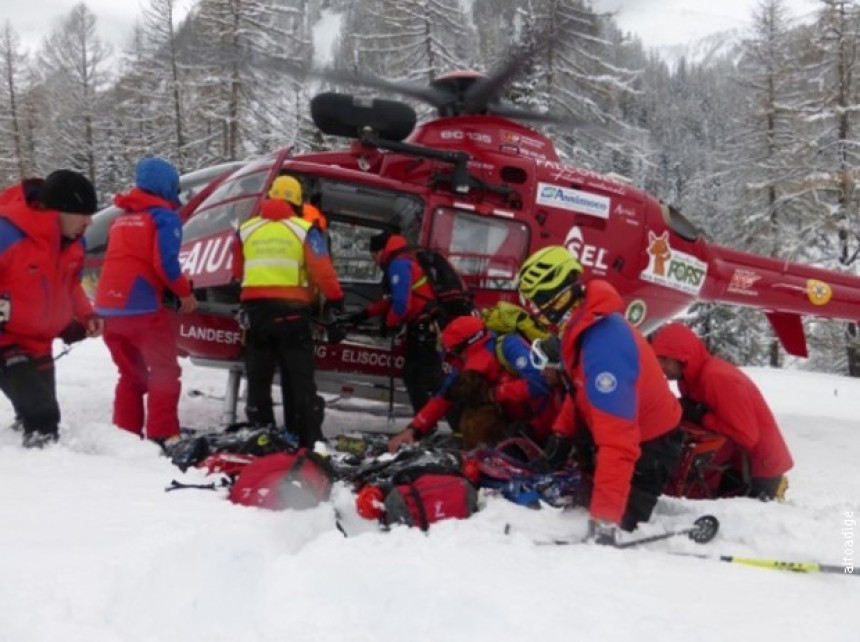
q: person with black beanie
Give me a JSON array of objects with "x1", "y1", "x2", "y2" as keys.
[{"x1": 0, "y1": 170, "x2": 103, "y2": 448}]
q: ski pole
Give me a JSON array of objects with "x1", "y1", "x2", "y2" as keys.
[
  {"x1": 672, "y1": 552, "x2": 854, "y2": 575},
  {"x1": 529, "y1": 515, "x2": 720, "y2": 547},
  {"x1": 615, "y1": 515, "x2": 720, "y2": 548}
]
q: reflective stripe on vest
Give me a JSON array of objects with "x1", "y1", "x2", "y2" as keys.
[{"x1": 239, "y1": 216, "x2": 312, "y2": 288}]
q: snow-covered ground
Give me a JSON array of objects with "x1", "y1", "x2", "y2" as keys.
[{"x1": 1, "y1": 339, "x2": 858, "y2": 642}]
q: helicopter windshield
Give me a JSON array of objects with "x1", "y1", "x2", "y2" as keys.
[{"x1": 181, "y1": 160, "x2": 272, "y2": 243}]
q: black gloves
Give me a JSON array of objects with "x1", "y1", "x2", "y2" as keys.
[
  {"x1": 325, "y1": 306, "x2": 371, "y2": 344},
  {"x1": 679, "y1": 397, "x2": 707, "y2": 424},
  {"x1": 324, "y1": 299, "x2": 345, "y2": 316},
  {"x1": 326, "y1": 320, "x2": 348, "y2": 345},
  {"x1": 58, "y1": 320, "x2": 88, "y2": 345},
  {"x1": 340, "y1": 309, "x2": 370, "y2": 326},
  {"x1": 536, "y1": 433, "x2": 575, "y2": 472},
  {"x1": 321, "y1": 300, "x2": 348, "y2": 344}
]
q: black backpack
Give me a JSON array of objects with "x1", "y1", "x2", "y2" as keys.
[{"x1": 392, "y1": 246, "x2": 474, "y2": 327}]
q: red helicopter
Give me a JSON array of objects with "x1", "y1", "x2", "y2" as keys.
[{"x1": 83, "y1": 62, "x2": 860, "y2": 424}]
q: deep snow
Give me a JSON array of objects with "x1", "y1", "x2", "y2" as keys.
[{"x1": 0, "y1": 339, "x2": 858, "y2": 642}]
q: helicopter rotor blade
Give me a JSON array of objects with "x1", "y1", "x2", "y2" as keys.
[
  {"x1": 310, "y1": 67, "x2": 451, "y2": 109},
  {"x1": 461, "y1": 44, "x2": 535, "y2": 114},
  {"x1": 487, "y1": 103, "x2": 589, "y2": 127}
]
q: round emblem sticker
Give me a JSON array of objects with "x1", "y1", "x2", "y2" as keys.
[
  {"x1": 625, "y1": 299, "x2": 647, "y2": 326},
  {"x1": 806, "y1": 279, "x2": 832, "y2": 306},
  {"x1": 595, "y1": 372, "x2": 617, "y2": 394}
]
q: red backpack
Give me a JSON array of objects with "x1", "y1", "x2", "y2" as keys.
[
  {"x1": 351, "y1": 448, "x2": 479, "y2": 531},
  {"x1": 382, "y1": 473, "x2": 478, "y2": 531},
  {"x1": 228, "y1": 449, "x2": 333, "y2": 510}
]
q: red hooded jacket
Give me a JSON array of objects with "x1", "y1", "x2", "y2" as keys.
[
  {"x1": 0, "y1": 182, "x2": 94, "y2": 356},
  {"x1": 552, "y1": 280, "x2": 681, "y2": 524},
  {"x1": 95, "y1": 187, "x2": 192, "y2": 315},
  {"x1": 651, "y1": 322, "x2": 793, "y2": 479}
]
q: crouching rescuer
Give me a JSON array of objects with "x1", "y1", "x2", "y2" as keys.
[
  {"x1": 232, "y1": 175, "x2": 343, "y2": 448},
  {"x1": 517, "y1": 246, "x2": 683, "y2": 544},
  {"x1": 650, "y1": 322, "x2": 793, "y2": 500}
]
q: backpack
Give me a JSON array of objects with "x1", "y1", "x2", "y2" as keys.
[
  {"x1": 479, "y1": 302, "x2": 551, "y2": 374},
  {"x1": 481, "y1": 301, "x2": 550, "y2": 343},
  {"x1": 228, "y1": 449, "x2": 334, "y2": 510},
  {"x1": 664, "y1": 424, "x2": 730, "y2": 500},
  {"x1": 396, "y1": 246, "x2": 475, "y2": 327},
  {"x1": 383, "y1": 473, "x2": 478, "y2": 531},
  {"x1": 168, "y1": 426, "x2": 298, "y2": 473},
  {"x1": 351, "y1": 447, "x2": 478, "y2": 530}
]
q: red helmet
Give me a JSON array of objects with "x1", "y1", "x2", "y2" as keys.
[{"x1": 441, "y1": 316, "x2": 487, "y2": 354}]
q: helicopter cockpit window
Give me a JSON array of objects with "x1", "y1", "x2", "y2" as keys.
[
  {"x1": 178, "y1": 160, "x2": 248, "y2": 205},
  {"x1": 181, "y1": 164, "x2": 271, "y2": 243},
  {"x1": 194, "y1": 161, "x2": 271, "y2": 208},
  {"x1": 429, "y1": 208, "x2": 529, "y2": 291},
  {"x1": 663, "y1": 204, "x2": 702, "y2": 242}
]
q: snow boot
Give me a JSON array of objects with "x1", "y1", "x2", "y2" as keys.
[{"x1": 22, "y1": 430, "x2": 58, "y2": 449}]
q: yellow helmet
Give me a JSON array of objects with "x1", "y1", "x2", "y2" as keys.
[
  {"x1": 518, "y1": 245, "x2": 583, "y2": 310},
  {"x1": 268, "y1": 175, "x2": 302, "y2": 206}
]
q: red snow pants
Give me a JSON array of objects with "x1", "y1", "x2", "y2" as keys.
[{"x1": 102, "y1": 310, "x2": 182, "y2": 440}]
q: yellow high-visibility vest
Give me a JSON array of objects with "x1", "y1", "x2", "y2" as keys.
[{"x1": 238, "y1": 216, "x2": 312, "y2": 288}]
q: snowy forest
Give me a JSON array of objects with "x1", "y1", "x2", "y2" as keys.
[{"x1": 1, "y1": 0, "x2": 860, "y2": 376}]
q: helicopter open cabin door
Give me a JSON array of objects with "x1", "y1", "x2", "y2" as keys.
[
  {"x1": 309, "y1": 178, "x2": 425, "y2": 405},
  {"x1": 425, "y1": 207, "x2": 531, "y2": 308}
]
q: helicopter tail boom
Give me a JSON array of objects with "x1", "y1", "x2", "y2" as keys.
[{"x1": 700, "y1": 244, "x2": 860, "y2": 356}]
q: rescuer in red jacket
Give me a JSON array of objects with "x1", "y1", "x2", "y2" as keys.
[
  {"x1": 387, "y1": 315, "x2": 558, "y2": 452},
  {"x1": 343, "y1": 230, "x2": 447, "y2": 415},
  {"x1": 650, "y1": 322, "x2": 793, "y2": 500},
  {"x1": 95, "y1": 157, "x2": 198, "y2": 450},
  {"x1": 518, "y1": 246, "x2": 682, "y2": 543},
  {"x1": 232, "y1": 175, "x2": 343, "y2": 448},
  {"x1": 0, "y1": 170, "x2": 102, "y2": 448}
]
